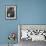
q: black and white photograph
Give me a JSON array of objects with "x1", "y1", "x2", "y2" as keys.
[{"x1": 6, "y1": 5, "x2": 16, "y2": 20}]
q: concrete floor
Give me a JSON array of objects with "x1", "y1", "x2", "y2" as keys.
[
  {"x1": 0, "y1": 44, "x2": 18, "y2": 46},
  {"x1": 0, "y1": 40, "x2": 46, "y2": 46},
  {"x1": 19, "y1": 39, "x2": 46, "y2": 46}
]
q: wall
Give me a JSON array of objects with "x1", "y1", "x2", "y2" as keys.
[
  {"x1": 0, "y1": 0, "x2": 46, "y2": 44},
  {"x1": 0, "y1": 0, "x2": 19, "y2": 44},
  {"x1": 19, "y1": 0, "x2": 46, "y2": 24}
]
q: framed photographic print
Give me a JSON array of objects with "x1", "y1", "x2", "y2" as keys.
[{"x1": 6, "y1": 5, "x2": 16, "y2": 20}]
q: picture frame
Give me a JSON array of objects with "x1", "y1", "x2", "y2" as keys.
[{"x1": 5, "y1": 5, "x2": 16, "y2": 20}]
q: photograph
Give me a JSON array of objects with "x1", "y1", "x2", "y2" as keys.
[{"x1": 6, "y1": 5, "x2": 16, "y2": 20}]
